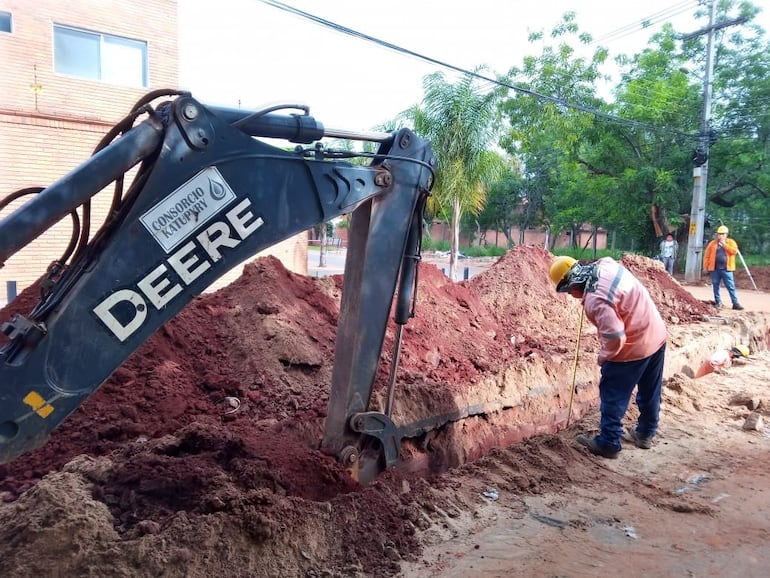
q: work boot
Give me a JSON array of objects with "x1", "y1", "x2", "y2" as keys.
[
  {"x1": 733, "y1": 303, "x2": 744, "y2": 311},
  {"x1": 576, "y1": 434, "x2": 619, "y2": 459},
  {"x1": 622, "y1": 428, "x2": 653, "y2": 450},
  {"x1": 715, "y1": 302, "x2": 723, "y2": 309}
]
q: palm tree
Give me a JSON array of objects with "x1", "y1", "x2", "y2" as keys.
[{"x1": 403, "y1": 70, "x2": 505, "y2": 279}]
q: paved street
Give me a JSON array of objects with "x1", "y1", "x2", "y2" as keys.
[
  {"x1": 307, "y1": 248, "x2": 347, "y2": 277},
  {"x1": 307, "y1": 248, "x2": 493, "y2": 280}
]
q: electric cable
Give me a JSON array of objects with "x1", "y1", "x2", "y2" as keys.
[
  {"x1": 256, "y1": 0, "x2": 704, "y2": 140},
  {"x1": 590, "y1": 0, "x2": 698, "y2": 45}
]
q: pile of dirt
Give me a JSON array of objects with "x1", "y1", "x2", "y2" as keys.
[
  {"x1": 0, "y1": 247, "x2": 748, "y2": 577},
  {"x1": 617, "y1": 254, "x2": 714, "y2": 323}
]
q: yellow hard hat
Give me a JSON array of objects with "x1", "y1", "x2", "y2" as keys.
[
  {"x1": 549, "y1": 256, "x2": 577, "y2": 291},
  {"x1": 731, "y1": 344, "x2": 750, "y2": 357},
  {"x1": 716, "y1": 225, "x2": 729, "y2": 234}
]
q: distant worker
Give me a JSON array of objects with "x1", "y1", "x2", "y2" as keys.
[
  {"x1": 659, "y1": 233, "x2": 678, "y2": 276},
  {"x1": 549, "y1": 256, "x2": 668, "y2": 459},
  {"x1": 703, "y1": 225, "x2": 744, "y2": 310},
  {"x1": 694, "y1": 344, "x2": 750, "y2": 379}
]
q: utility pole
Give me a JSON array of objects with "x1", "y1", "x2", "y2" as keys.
[
  {"x1": 683, "y1": 1, "x2": 747, "y2": 281},
  {"x1": 684, "y1": 0, "x2": 717, "y2": 282}
]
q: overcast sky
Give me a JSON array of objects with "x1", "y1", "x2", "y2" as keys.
[{"x1": 178, "y1": 0, "x2": 769, "y2": 135}]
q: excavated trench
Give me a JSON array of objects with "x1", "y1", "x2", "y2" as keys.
[
  {"x1": 373, "y1": 308, "x2": 768, "y2": 480},
  {"x1": 0, "y1": 247, "x2": 768, "y2": 504},
  {"x1": 1, "y1": 249, "x2": 770, "y2": 578},
  {"x1": 384, "y1": 312, "x2": 770, "y2": 479}
]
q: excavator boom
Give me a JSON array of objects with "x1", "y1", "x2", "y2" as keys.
[{"x1": 0, "y1": 93, "x2": 435, "y2": 476}]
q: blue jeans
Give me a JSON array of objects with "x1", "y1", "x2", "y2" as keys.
[
  {"x1": 661, "y1": 256, "x2": 675, "y2": 275},
  {"x1": 710, "y1": 270, "x2": 739, "y2": 306},
  {"x1": 595, "y1": 345, "x2": 666, "y2": 452}
]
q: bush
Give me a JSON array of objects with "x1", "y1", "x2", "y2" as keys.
[
  {"x1": 552, "y1": 247, "x2": 628, "y2": 262},
  {"x1": 422, "y1": 237, "x2": 450, "y2": 252},
  {"x1": 421, "y1": 237, "x2": 506, "y2": 258},
  {"x1": 462, "y1": 245, "x2": 507, "y2": 258},
  {"x1": 741, "y1": 253, "x2": 770, "y2": 267},
  {"x1": 553, "y1": 247, "x2": 770, "y2": 267}
]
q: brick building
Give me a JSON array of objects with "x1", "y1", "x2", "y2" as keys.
[{"x1": 0, "y1": 0, "x2": 305, "y2": 305}]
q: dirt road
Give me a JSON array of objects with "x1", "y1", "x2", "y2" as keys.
[
  {"x1": 398, "y1": 256, "x2": 770, "y2": 577},
  {"x1": 680, "y1": 282, "x2": 769, "y2": 313},
  {"x1": 1, "y1": 253, "x2": 767, "y2": 578},
  {"x1": 400, "y1": 347, "x2": 770, "y2": 577},
  {"x1": 399, "y1": 305, "x2": 770, "y2": 577}
]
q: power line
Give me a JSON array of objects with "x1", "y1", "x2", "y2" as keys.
[
  {"x1": 590, "y1": 0, "x2": 699, "y2": 45},
  {"x1": 256, "y1": 0, "x2": 698, "y2": 139}
]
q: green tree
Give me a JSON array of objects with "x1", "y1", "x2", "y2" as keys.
[
  {"x1": 476, "y1": 170, "x2": 524, "y2": 248},
  {"x1": 402, "y1": 70, "x2": 505, "y2": 279},
  {"x1": 587, "y1": 2, "x2": 769, "y2": 255},
  {"x1": 498, "y1": 13, "x2": 609, "y2": 249},
  {"x1": 498, "y1": 12, "x2": 728, "y2": 256},
  {"x1": 696, "y1": 2, "x2": 770, "y2": 253},
  {"x1": 598, "y1": 0, "x2": 770, "y2": 256},
  {"x1": 588, "y1": 25, "x2": 701, "y2": 251}
]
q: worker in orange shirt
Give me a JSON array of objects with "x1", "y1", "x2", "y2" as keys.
[
  {"x1": 549, "y1": 256, "x2": 668, "y2": 458},
  {"x1": 703, "y1": 225, "x2": 744, "y2": 310}
]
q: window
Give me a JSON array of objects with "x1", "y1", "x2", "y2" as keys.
[
  {"x1": 53, "y1": 25, "x2": 147, "y2": 87},
  {"x1": 0, "y1": 11, "x2": 11, "y2": 33}
]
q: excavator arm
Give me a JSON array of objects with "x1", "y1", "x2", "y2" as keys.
[{"x1": 0, "y1": 93, "x2": 435, "y2": 477}]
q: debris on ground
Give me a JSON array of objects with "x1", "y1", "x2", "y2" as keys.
[{"x1": 0, "y1": 247, "x2": 769, "y2": 577}]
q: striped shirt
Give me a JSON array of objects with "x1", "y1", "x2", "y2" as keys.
[{"x1": 582, "y1": 258, "x2": 668, "y2": 364}]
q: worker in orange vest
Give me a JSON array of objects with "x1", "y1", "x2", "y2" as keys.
[{"x1": 703, "y1": 225, "x2": 744, "y2": 310}]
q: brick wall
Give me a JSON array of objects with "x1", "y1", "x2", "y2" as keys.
[
  {"x1": 0, "y1": 0, "x2": 307, "y2": 306},
  {"x1": 0, "y1": 0, "x2": 179, "y2": 304},
  {"x1": 428, "y1": 221, "x2": 608, "y2": 251},
  {"x1": 0, "y1": 0, "x2": 178, "y2": 118}
]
